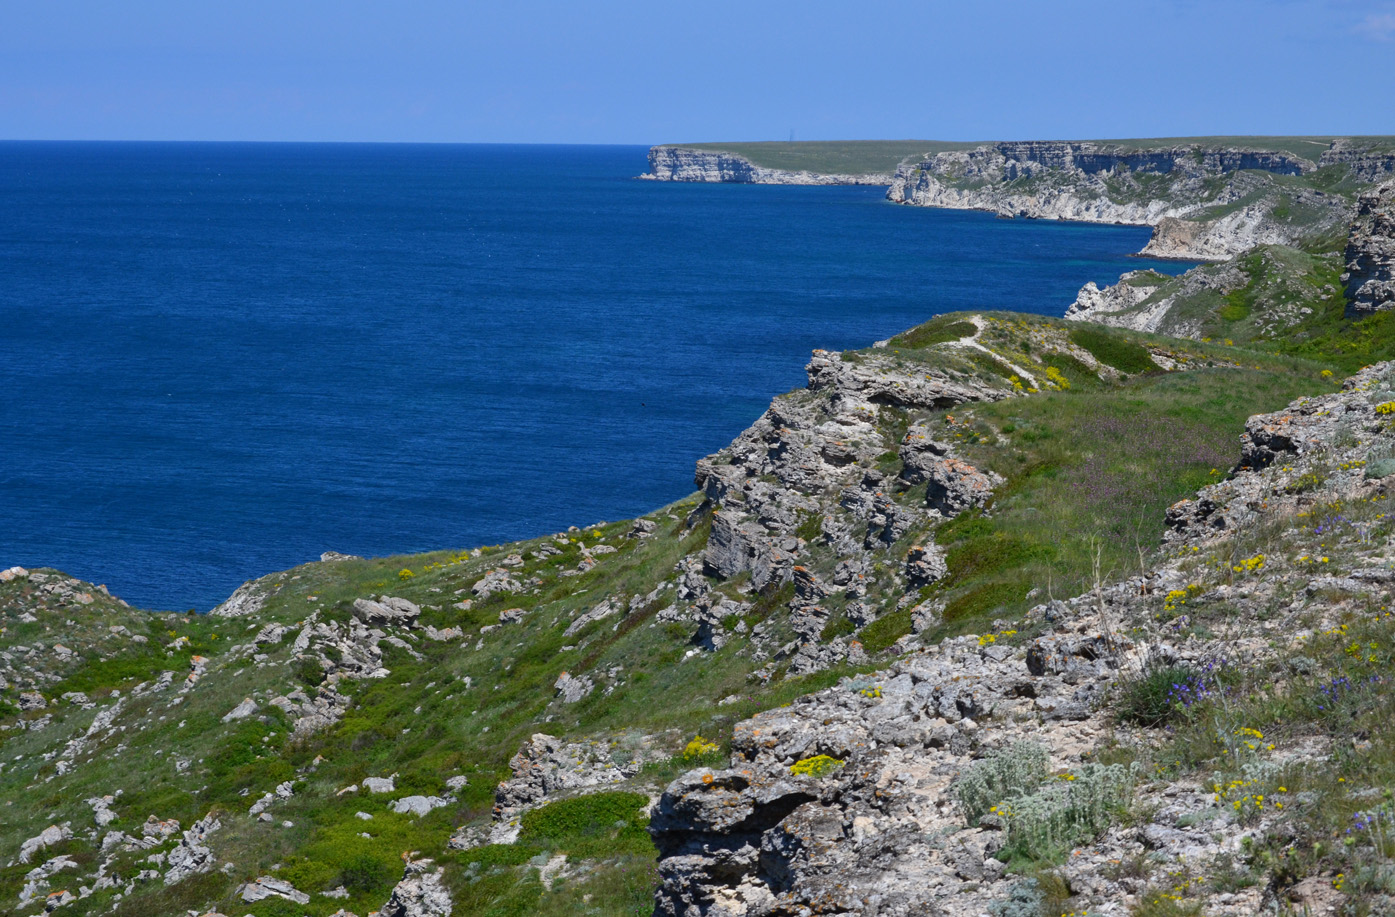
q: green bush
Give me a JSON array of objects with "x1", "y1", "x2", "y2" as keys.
[
  {"x1": 338, "y1": 850, "x2": 398, "y2": 894},
  {"x1": 275, "y1": 857, "x2": 336, "y2": 893},
  {"x1": 942, "y1": 581, "x2": 1031, "y2": 622},
  {"x1": 999, "y1": 764, "x2": 1134, "y2": 861},
  {"x1": 858, "y1": 607, "x2": 911, "y2": 654},
  {"x1": 955, "y1": 741, "x2": 1049, "y2": 824},
  {"x1": 1068, "y1": 327, "x2": 1157, "y2": 375},
  {"x1": 1117, "y1": 665, "x2": 1201, "y2": 727},
  {"x1": 945, "y1": 533, "x2": 1052, "y2": 583}
]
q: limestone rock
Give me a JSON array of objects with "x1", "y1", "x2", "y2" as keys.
[
  {"x1": 220, "y1": 698, "x2": 258, "y2": 723},
  {"x1": 352, "y1": 595, "x2": 421, "y2": 626},
  {"x1": 554, "y1": 672, "x2": 594, "y2": 704},
  {"x1": 1344, "y1": 180, "x2": 1395, "y2": 314},
  {"x1": 390, "y1": 796, "x2": 448, "y2": 817},
  {"x1": 18, "y1": 824, "x2": 71, "y2": 864},
  {"x1": 645, "y1": 146, "x2": 893, "y2": 186},
  {"x1": 470, "y1": 569, "x2": 522, "y2": 599},
  {"x1": 163, "y1": 815, "x2": 219, "y2": 885},
  {"x1": 377, "y1": 857, "x2": 452, "y2": 917},
  {"x1": 240, "y1": 876, "x2": 310, "y2": 905}
]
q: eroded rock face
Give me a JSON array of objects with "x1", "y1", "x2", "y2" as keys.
[
  {"x1": 1344, "y1": 180, "x2": 1395, "y2": 315},
  {"x1": 493, "y1": 733, "x2": 637, "y2": 818},
  {"x1": 887, "y1": 140, "x2": 1356, "y2": 261},
  {"x1": 692, "y1": 349, "x2": 1008, "y2": 591}
]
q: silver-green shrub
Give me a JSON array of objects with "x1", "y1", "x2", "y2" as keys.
[
  {"x1": 999, "y1": 763, "x2": 1133, "y2": 860},
  {"x1": 954, "y1": 741, "x2": 1049, "y2": 824}
]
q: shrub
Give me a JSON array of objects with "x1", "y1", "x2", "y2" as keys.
[
  {"x1": 789, "y1": 755, "x2": 844, "y2": 778},
  {"x1": 1117, "y1": 665, "x2": 1206, "y2": 727},
  {"x1": 276, "y1": 857, "x2": 336, "y2": 893},
  {"x1": 943, "y1": 581, "x2": 1032, "y2": 622},
  {"x1": 858, "y1": 607, "x2": 911, "y2": 654},
  {"x1": 954, "y1": 741, "x2": 1049, "y2": 824},
  {"x1": 1068, "y1": 327, "x2": 1157, "y2": 375},
  {"x1": 998, "y1": 764, "x2": 1134, "y2": 861},
  {"x1": 338, "y1": 850, "x2": 398, "y2": 894},
  {"x1": 988, "y1": 879, "x2": 1046, "y2": 917}
]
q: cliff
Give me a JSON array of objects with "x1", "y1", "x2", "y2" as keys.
[
  {"x1": 653, "y1": 361, "x2": 1395, "y2": 917},
  {"x1": 1344, "y1": 180, "x2": 1395, "y2": 315},
  {"x1": 885, "y1": 139, "x2": 1390, "y2": 261},
  {"x1": 645, "y1": 146, "x2": 895, "y2": 185}
]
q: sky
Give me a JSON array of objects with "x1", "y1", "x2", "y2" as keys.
[{"x1": 1, "y1": 0, "x2": 1392, "y2": 144}]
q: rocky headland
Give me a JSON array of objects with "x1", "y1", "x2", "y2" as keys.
[{"x1": 4, "y1": 139, "x2": 1395, "y2": 917}]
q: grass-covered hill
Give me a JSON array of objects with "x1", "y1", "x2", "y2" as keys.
[{"x1": 0, "y1": 304, "x2": 1367, "y2": 916}]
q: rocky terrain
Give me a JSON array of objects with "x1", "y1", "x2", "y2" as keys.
[
  {"x1": 5, "y1": 139, "x2": 1395, "y2": 916},
  {"x1": 1065, "y1": 177, "x2": 1394, "y2": 346},
  {"x1": 2, "y1": 299, "x2": 1373, "y2": 916},
  {"x1": 653, "y1": 360, "x2": 1395, "y2": 916}
]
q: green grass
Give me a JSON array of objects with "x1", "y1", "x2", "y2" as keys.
[
  {"x1": 1067, "y1": 327, "x2": 1157, "y2": 374},
  {"x1": 889, "y1": 317, "x2": 977, "y2": 349},
  {"x1": 918, "y1": 361, "x2": 1326, "y2": 634}
]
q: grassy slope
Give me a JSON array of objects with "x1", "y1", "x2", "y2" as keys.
[
  {"x1": 0, "y1": 309, "x2": 1372, "y2": 916},
  {"x1": 663, "y1": 137, "x2": 1395, "y2": 175}
]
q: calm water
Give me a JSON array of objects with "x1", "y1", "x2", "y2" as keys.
[{"x1": 0, "y1": 143, "x2": 1189, "y2": 610}]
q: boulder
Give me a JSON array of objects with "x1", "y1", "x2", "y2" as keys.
[{"x1": 352, "y1": 595, "x2": 421, "y2": 626}]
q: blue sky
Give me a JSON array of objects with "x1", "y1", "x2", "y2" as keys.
[{"x1": 2, "y1": 0, "x2": 1392, "y2": 143}]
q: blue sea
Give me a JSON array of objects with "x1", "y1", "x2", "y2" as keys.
[{"x1": 0, "y1": 143, "x2": 1190, "y2": 610}]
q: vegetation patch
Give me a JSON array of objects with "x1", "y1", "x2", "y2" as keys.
[
  {"x1": 516, "y1": 791, "x2": 655, "y2": 859},
  {"x1": 1068, "y1": 327, "x2": 1157, "y2": 374}
]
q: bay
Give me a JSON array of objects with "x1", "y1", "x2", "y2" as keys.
[{"x1": 0, "y1": 142, "x2": 1189, "y2": 609}]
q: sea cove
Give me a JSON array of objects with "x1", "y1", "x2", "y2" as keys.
[{"x1": 0, "y1": 142, "x2": 1186, "y2": 610}]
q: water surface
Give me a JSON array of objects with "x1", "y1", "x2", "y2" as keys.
[{"x1": 0, "y1": 143, "x2": 1189, "y2": 608}]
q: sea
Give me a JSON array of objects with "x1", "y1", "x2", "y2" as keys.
[{"x1": 0, "y1": 143, "x2": 1193, "y2": 610}]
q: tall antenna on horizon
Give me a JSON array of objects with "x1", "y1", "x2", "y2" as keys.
[{"x1": 789, "y1": 129, "x2": 794, "y2": 142}]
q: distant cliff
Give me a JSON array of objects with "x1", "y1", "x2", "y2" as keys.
[
  {"x1": 645, "y1": 145, "x2": 893, "y2": 185},
  {"x1": 647, "y1": 137, "x2": 1395, "y2": 263},
  {"x1": 885, "y1": 139, "x2": 1390, "y2": 260}
]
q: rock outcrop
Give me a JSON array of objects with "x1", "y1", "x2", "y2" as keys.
[
  {"x1": 1344, "y1": 180, "x2": 1395, "y2": 315},
  {"x1": 652, "y1": 359, "x2": 1395, "y2": 917}
]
